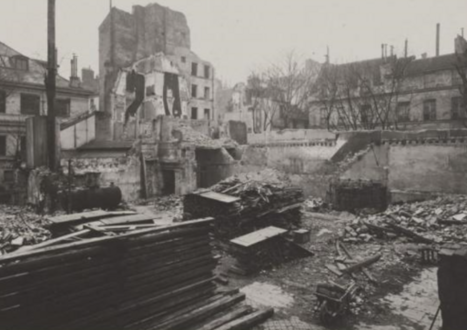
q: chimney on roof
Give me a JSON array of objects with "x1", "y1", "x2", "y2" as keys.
[
  {"x1": 436, "y1": 23, "x2": 440, "y2": 56},
  {"x1": 421, "y1": 52, "x2": 427, "y2": 59},
  {"x1": 381, "y1": 44, "x2": 384, "y2": 59},
  {"x1": 390, "y1": 45, "x2": 394, "y2": 57},
  {"x1": 384, "y1": 44, "x2": 388, "y2": 59},
  {"x1": 404, "y1": 39, "x2": 408, "y2": 58},
  {"x1": 69, "y1": 54, "x2": 80, "y2": 88},
  {"x1": 326, "y1": 45, "x2": 330, "y2": 64},
  {"x1": 455, "y1": 34, "x2": 467, "y2": 54}
]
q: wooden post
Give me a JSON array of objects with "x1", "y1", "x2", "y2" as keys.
[{"x1": 46, "y1": 0, "x2": 59, "y2": 171}]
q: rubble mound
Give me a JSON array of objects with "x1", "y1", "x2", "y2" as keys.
[
  {"x1": 0, "y1": 205, "x2": 51, "y2": 254},
  {"x1": 175, "y1": 123, "x2": 237, "y2": 148},
  {"x1": 341, "y1": 195, "x2": 467, "y2": 244}
]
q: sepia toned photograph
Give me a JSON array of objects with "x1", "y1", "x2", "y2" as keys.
[{"x1": 0, "y1": 0, "x2": 466, "y2": 329}]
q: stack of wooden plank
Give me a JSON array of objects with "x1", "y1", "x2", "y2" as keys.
[
  {"x1": 0, "y1": 217, "x2": 273, "y2": 330},
  {"x1": 183, "y1": 178, "x2": 304, "y2": 240},
  {"x1": 229, "y1": 226, "x2": 314, "y2": 275},
  {"x1": 46, "y1": 210, "x2": 163, "y2": 236}
]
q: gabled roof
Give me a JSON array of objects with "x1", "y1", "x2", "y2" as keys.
[{"x1": 0, "y1": 41, "x2": 92, "y2": 95}]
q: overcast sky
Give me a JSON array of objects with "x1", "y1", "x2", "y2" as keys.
[{"x1": 1, "y1": 0, "x2": 466, "y2": 85}]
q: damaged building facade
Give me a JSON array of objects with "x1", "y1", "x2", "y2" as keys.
[
  {"x1": 0, "y1": 41, "x2": 95, "y2": 204},
  {"x1": 97, "y1": 2, "x2": 216, "y2": 141},
  {"x1": 55, "y1": 3, "x2": 232, "y2": 203}
]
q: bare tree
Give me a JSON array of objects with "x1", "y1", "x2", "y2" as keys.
[
  {"x1": 246, "y1": 51, "x2": 321, "y2": 132},
  {"x1": 316, "y1": 56, "x2": 413, "y2": 131}
]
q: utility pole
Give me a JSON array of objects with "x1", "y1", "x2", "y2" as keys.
[{"x1": 46, "y1": 0, "x2": 58, "y2": 171}]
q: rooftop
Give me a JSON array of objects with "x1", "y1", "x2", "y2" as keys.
[{"x1": 0, "y1": 41, "x2": 92, "y2": 95}]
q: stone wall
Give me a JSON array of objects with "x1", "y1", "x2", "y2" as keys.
[
  {"x1": 248, "y1": 129, "x2": 336, "y2": 144},
  {"x1": 236, "y1": 129, "x2": 467, "y2": 200},
  {"x1": 61, "y1": 155, "x2": 141, "y2": 202},
  {"x1": 338, "y1": 130, "x2": 467, "y2": 199}
]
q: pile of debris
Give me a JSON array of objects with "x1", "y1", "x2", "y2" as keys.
[
  {"x1": 176, "y1": 123, "x2": 237, "y2": 149},
  {"x1": 341, "y1": 195, "x2": 467, "y2": 244},
  {"x1": 183, "y1": 175, "x2": 304, "y2": 240},
  {"x1": 0, "y1": 206, "x2": 50, "y2": 254},
  {"x1": 0, "y1": 213, "x2": 273, "y2": 330}
]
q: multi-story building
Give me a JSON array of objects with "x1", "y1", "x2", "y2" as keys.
[
  {"x1": 310, "y1": 35, "x2": 467, "y2": 130},
  {"x1": 0, "y1": 41, "x2": 94, "y2": 203},
  {"x1": 98, "y1": 2, "x2": 216, "y2": 141}
]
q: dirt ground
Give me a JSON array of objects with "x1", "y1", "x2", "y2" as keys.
[
  {"x1": 215, "y1": 213, "x2": 440, "y2": 330},
  {"x1": 134, "y1": 197, "x2": 441, "y2": 329}
]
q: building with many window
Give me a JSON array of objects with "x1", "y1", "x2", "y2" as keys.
[
  {"x1": 98, "y1": 3, "x2": 216, "y2": 141},
  {"x1": 0, "y1": 41, "x2": 94, "y2": 157},
  {"x1": 0, "y1": 41, "x2": 94, "y2": 203},
  {"x1": 309, "y1": 35, "x2": 467, "y2": 130}
]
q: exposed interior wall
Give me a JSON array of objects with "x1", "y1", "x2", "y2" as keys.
[{"x1": 61, "y1": 115, "x2": 96, "y2": 150}]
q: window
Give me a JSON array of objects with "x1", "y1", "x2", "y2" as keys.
[
  {"x1": 55, "y1": 99, "x2": 70, "y2": 117},
  {"x1": 423, "y1": 99, "x2": 437, "y2": 121},
  {"x1": 204, "y1": 108, "x2": 210, "y2": 120},
  {"x1": 451, "y1": 97, "x2": 465, "y2": 119},
  {"x1": 181, "y1": 56, "x2": 186, "y2": 63},
  {"x1": 191, "y1": 62, "x2": 198, "y2": 76},
  {"x1": 191, "y1": 107, "x2": 198, "y2": 119},
  {"x1": 20, "y1": 93, "x2": 40, "y2": 115},
  {"x1": 0, "y1": 136, "x2": 6, "y2": 156},
  {"x1": 191, "y1": 84, "x2": 198, "y2": 98},
  {"x1": 11, "y1": 56, "x2": 28, "y2": 71},
  {"x1": 319, "y1": 108, "x2": 327, "y2": 126},
  {"x1": 396, "y1": 102, "x2": 411, "y2": 122},
  {"x1": 372, "y1": 69, "x2": 382, "y2": 86},
  {"x1": 204, "y1": 65, "x2": 210, "y2": 79},
  {"x1": 0, "y1": 90, "x2": 5, "y2": 113},
  {"x1": 452, "y1": 70, "x2": 463, "y2": 86},
  {"x1": 360, "y1": 104, "x2": 371, "y2": 125},
  {"x1": 204, "y1": 87, "x2": 210, "y2": 100},
  {"x1": 146, "y1": 85, "x2": 155, "y2": 96}
]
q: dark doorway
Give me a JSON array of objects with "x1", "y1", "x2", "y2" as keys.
[{"x1": 161, "y1": 170, "x2": 175, "y2": 195}]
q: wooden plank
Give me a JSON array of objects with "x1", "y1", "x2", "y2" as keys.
[
  {"x1": 194, "y1": 305, "x2": 252, "y2": 330},
  {"x1": 0, "y1": 218, "x2": 214, "y2": 265},
  {"x1": 214, "y1": 308, "x2": 274, "y2": 330},
  {"x1": 325, "y1": 263, "x2": 343, "y2": 276},
  {"x1": 386, "y1": 222, "x2": 434, "y2": 244},
  {"x1": 338, "y1": 241, "x2": 376, "y2": 283},
  {"x1": 13, "y1": 229, "x2": 91, "y2": 253},
  {"x1": 48, "y1": 210, "x2": 136, "y2": 225},
  {"x1": 74, "y1": 214, "x2": 158, "y2": 230},
  {"x1": 341, "y1": 254, "x2": 381, "y2": 275},
  {"x1": 150, "y1": 292, "x2": 246, "y2": 330},
  {"x1": 197, "y1": 191, "x2": 240, "y2": 204},
  {"x1": 230, "y1": 226, "x2": 287, "y2": 248},
  {"x1": 275, "y1": 202, "x2": 302, "y2": 214}
]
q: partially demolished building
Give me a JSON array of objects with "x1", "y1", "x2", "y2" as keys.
[
  {"x1": 53, "y1": 3, "x2": 233, "y2": 204},
  {"x1": 97, "y1": 2, "x2": 216, "y2": 141}
]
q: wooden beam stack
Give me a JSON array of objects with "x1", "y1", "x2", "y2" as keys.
[
  {"x1": 229, "y1": 226, "x2": 313, "y2": 275},
  {"x1": 0, "y1": 217, "x2": 272, "y2": 330},
  {"x1": 183, "y1": 178, "x2": 304, "y2": 240}
]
